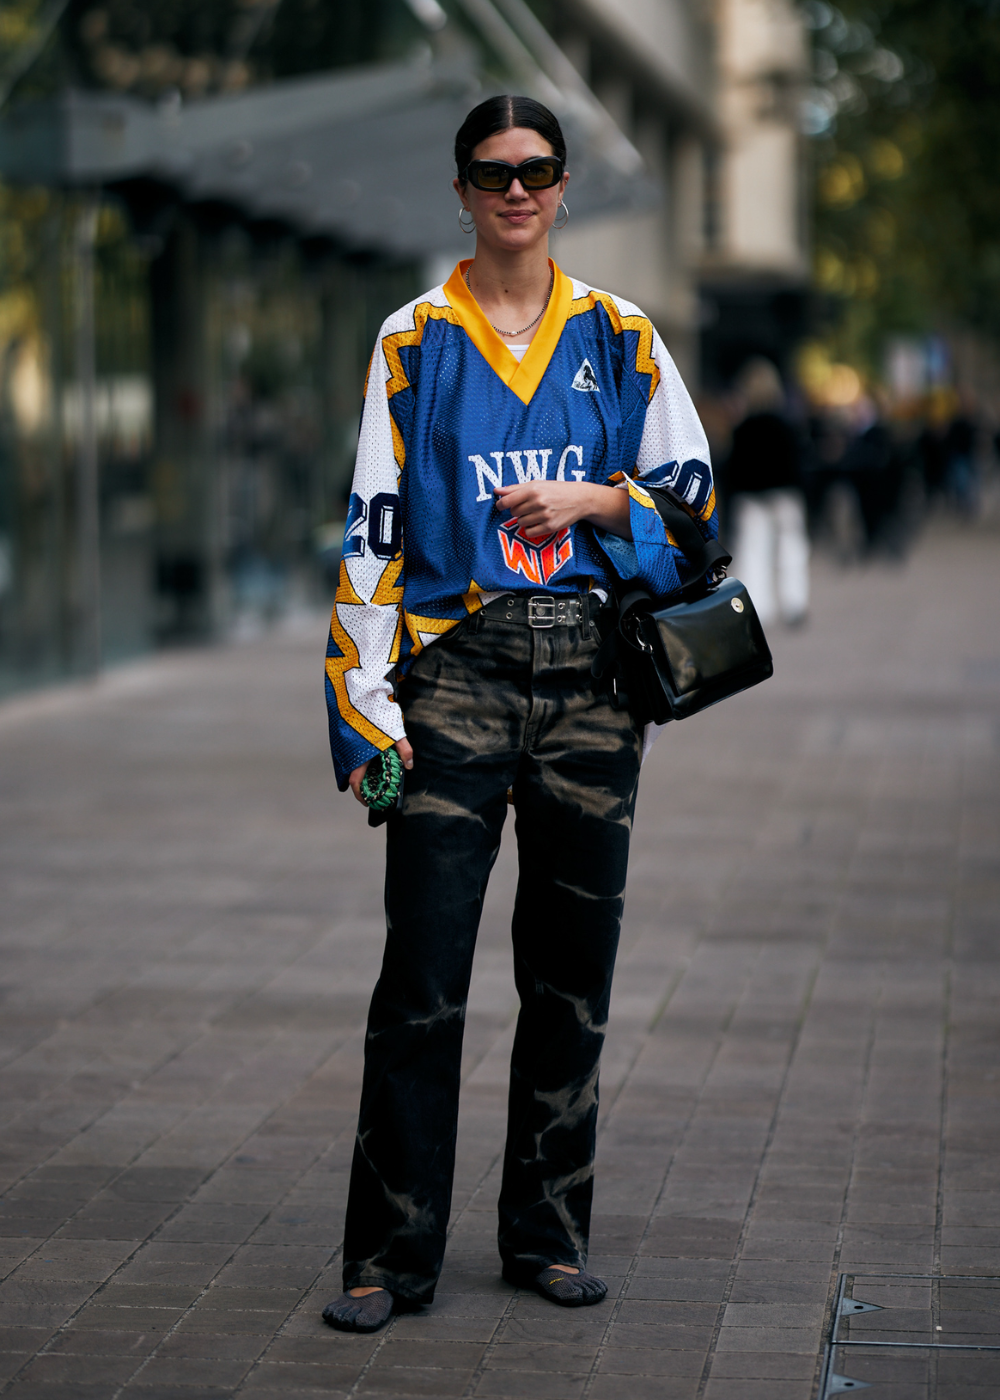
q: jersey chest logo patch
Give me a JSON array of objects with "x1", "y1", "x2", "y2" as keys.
[
  {"x1": 498, "y1": 518, "x2": 574, "y2": 585},
  {"x1": 572, "y1": 358, "x2": 600, "y2": 392}
]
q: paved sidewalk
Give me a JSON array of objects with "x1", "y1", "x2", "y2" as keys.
[{"x1": 0, "y1": 519, "x2": 998, "y2": 1400}]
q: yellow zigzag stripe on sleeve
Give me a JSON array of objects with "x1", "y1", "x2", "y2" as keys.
[
  {"x1": 372, "y1": 556, "x2": 405, "y2": 665},
  {"x1": 371, "y1": 555, "x2": 404, "y2": 606},
  {"x1": 381, "y1": 302, "x2": 460, "y2": 471},
  {"x1": 334, "y1": 556, "x2": 365, "y2": 606},
  {"x1": 609, "y1": 471, "x2": 716, "y2": 526},
  {"x1": 627, "y1": 479, "x2": 679, "y2": 548},
  {"x1": 326, "y1": 560, "x2": 395, "y2": 751},
  {"x1": 386, "y1": 609, "x2": 403, "y2": 666},
  {"x1": 404, "y1": 610, "x2": 459, "y2": 659},
  {"x1": 568, "y1": 292, "x2": 661, "y2": 403}
]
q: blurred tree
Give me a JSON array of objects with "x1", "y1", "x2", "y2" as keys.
[
  {"x1": 0, "y1": 1, "x2": 72, "y2": 104},
  {"x1": 0, "y1": 0, "x2": 428, "y2": 103},
  {"x1": 803, "y1": 0, "x2": 1000, "y2": 371}
]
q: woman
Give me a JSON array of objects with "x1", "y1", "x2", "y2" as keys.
[{"x1": 322, "y1": 95, "x2": 716, "y2": 1333}]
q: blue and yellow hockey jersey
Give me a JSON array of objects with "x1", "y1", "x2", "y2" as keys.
[{"x1": 325, "y1": 259, "x2": 717, "y2": 789}]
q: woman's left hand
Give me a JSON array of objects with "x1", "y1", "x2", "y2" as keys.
[
  {"x1": 348, "y1": 737, "x2": 414, "y2": 806},
  {"x1": 495, "y1": 481, "x2": 632, "y2": 540}
]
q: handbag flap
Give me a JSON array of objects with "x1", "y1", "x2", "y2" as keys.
[{"x1": 643, "y1": 578, "x2": 771, "y2": 697}]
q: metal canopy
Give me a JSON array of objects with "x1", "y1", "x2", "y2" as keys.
[{"x1": 0, "y1": 56, "x2": 658, "y2": 259}]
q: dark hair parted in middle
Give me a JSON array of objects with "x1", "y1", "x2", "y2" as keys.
[{"x1": 454, "y1": 95, "x2": 567, "y2": 179}]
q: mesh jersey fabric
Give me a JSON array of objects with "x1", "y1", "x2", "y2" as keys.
[{"x1": 325, "y1": 258, "x2": 717, "y2": 789}]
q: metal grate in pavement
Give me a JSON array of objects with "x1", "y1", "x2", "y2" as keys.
[{"x1": 819, "y1": 1274, "x2": 1000, "y2": 1397}]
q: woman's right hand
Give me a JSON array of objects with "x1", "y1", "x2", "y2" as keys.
[{"x1": 348, "y1": 738, "x2": 414, "y2": 806}]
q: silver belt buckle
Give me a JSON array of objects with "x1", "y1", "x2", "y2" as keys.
[{"x1": 527, "y1": 596, "x2": 555, "y2": 628}]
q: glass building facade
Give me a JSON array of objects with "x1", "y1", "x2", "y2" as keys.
[
  {"x1": 0, "y1": 182, "x2": 418, "y2": 696},
  {"x1": 0, "y1": 0, "x2": 722, "y2": 699},
  {"x1": 0, "y1": 0, "x2": 432, "y2": 696}
]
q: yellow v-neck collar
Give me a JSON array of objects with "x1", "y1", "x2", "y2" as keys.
[{"x1": 443, "y1": 258, "x2": 573, "y2": 406}]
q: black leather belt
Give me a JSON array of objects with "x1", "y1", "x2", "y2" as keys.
[{"x1": 479, "y1": 593, "x2": 596, "y2": 628}]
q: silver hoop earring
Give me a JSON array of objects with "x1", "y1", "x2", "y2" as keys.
[
  {"x1": 553, "y1": 200, "x2": 569, "y2": 230},
  {"x1": 458, "y1": 208, "x2": 475, "y2": 234}
]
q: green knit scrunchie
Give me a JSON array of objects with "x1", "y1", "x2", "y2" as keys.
[{"x1": 359, "y1": 747, "x2": 404, "y2": 812}]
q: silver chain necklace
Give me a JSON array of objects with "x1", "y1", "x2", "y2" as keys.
[{"x1": 464, "y1": 264, "x2": 553, "y2": 339}]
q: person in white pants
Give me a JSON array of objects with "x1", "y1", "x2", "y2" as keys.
[{"x1": 726, "y1": 358, "x2": 810, "y2": 628}]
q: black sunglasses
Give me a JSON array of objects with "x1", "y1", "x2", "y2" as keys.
[{"x1": 462, "y1": 156, "x2": 565, "y2": 192}]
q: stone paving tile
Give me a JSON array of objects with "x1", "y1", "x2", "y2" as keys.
[
  {"x1": 596, "y1": 1345, "x2": 705, "y2": 1375},
  {"x1": 64, "y1": 1303, "x2": 187, "y2": 1333},
  {"x1": 474, "y1": 1375, "x2": 586, "y2": 1399},
  {"x1": 0, "y1": 521, "x2": 998, "y2": 1398},
  {"x1": 589, "y1": 1381, "x2": 699, "y2": 1400},
  {"x1": 0, "y1": 1331, "x2": 56, "y2": 1358},
  {"x1": 112, "y1": 1241, "x2": 236, "y2": 1286},
  {"x1": 122, "y1": 1388, "x2": 236, "y2": 1400},
  {"x1": 707, "y1": 1350, "x2": 819, "y2": 1378},
  {"x1": 131, "y1": 1356, "x2": 256, "y2": 1386},
  {"x1": 13, "y1": 1355, "x2": 139, "y2": 1386},
  {"x1": 235, "y1": 1389, "x2": 349, "y2": 1400},
  {"x1": 703, "y1": 1383, "x2": 809, "y2": 1400},
  {"x1": 625, "y1": 1276, "x2": 729, "y2": 1302}
]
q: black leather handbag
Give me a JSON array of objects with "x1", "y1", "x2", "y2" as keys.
[{"x1": 591, "y1": 485, "x2": 773, "y2": 726}]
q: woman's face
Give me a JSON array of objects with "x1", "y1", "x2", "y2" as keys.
[{"x1": 453, "y1": 126, "x2": 569, "y2": 255}]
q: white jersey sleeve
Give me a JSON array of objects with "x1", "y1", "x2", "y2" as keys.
[{"x1": 324, "y1": 309, "x2": 412, "y2": 789}]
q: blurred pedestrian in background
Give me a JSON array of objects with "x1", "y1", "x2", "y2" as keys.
[
  {"x1": 917, "y1": 392, "x2": 953, "y2": 507},
  {"x1": 725, "y1": 357, "x2": 809, "y2": 628},
  {"x1": 917, "y1": 389, "x2": 983, "y2": 520},
  {"x1": 942, "y1": 391, "x2": 980, "y2": 516},
  {"x1": 840, "y1": 393, "x2": 905, "y2": 557}
]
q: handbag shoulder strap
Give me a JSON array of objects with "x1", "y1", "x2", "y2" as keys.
[
  {"x1": 591, "y1": 486, "x2": 732, "y2": 683},
  {"x1": 643, "y1": 484, "x2": 731, "y2": 589}
]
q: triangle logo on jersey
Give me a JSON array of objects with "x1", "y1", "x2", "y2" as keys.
[{"x1": 571, "y1": 358, "x2": 600, "y2": 392}]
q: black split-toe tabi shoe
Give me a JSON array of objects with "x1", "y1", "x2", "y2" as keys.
[
  {"x1": 322, "y1": 1288, "x2": 395, "y2": 1333},
  {"x1": 504, "y1": 1264, "x2": 608, "y2": 1308}
]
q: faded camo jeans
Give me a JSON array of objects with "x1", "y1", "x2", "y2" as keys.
[{"x1": 342, "y1": 601, "x2": 642, "y2": 1303}]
